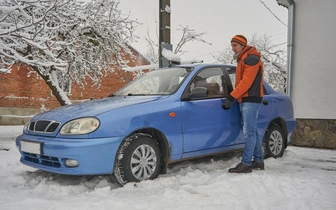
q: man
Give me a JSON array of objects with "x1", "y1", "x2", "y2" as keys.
[{"x1": 222, "y1": 35, "x2": 265, "y2": 173}]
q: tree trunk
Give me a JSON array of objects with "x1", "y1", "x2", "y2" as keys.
[{"x1": 33, "y1": 66, "x2": 70, "y2": 106}]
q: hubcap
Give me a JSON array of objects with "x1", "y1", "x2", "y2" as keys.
[
  {"x1": 130, "y1": 145, "x2": 157, "y2": 180},
  {"x1": 269, "y1": 130, "x2": 283, "y2": 155}
]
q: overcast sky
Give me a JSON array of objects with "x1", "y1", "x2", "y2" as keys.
[{"x1": 118, "y1": 0, "x2": 288, "y2": 63}]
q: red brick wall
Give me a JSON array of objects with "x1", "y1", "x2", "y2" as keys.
[{"x1": 0, "y1": 49, "x2": 150, "y2": 110}]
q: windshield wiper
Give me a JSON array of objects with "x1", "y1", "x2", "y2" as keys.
[{"x1": 127, "y1": 93, "x2": 146, "y2": 96}]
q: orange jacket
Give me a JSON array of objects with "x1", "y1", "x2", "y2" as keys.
[{"x1": 230, "y1": 45, "x2": 264, "y2": 103}]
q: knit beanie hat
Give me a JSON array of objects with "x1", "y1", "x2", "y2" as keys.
[{"x1": 231, "y1": 35, "x2": 247, "y2": 46}]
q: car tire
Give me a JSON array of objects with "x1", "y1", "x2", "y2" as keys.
[
  {"x1": 263, "y1": 124, "x2": 286, "y2": 158},
  {"x1": 113, "y1": 133, "x2": 161, "y2": 185}
]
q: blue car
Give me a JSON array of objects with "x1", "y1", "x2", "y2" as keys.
[{"x1": 16, "y1": 63, "x2": 296, "y2": 185}]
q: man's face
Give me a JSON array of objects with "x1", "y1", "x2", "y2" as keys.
[{"x1": 231, "y1": 42, "x2": 245, "y2": 54}]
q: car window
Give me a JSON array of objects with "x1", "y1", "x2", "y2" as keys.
[
  {"x1": 115, "y1": 67, "x2": 190, "y2": 95},
  {"x1": 185, "y1": 67, "x2": 228, "y2": 99},
  {"x1": 225, "y1": 67, "x2": 236, "y2": 87}
]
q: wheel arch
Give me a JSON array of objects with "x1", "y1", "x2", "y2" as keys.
[{"x1": 122, "y1": 127, "x2": 170, "y2": 175}]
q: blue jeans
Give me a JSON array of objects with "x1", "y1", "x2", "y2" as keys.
[{"x1": 240, "y1": 102, "x2": 264, "y2": 166}]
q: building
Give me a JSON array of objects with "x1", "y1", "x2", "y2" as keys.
[
  {"x1": 277, "y1": 0, "x2": 336, "y2": 148},
  {"x1": 0, "y1": 47, "x2": 150, "y2": 125}
]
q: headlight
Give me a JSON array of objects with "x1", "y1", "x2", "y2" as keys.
[
  {"x1": 23, "y1": 122, "x2": 29, "y2": 131},
  {"x1": 60, "y1": 117, "x2": 100, "y2": 135}
]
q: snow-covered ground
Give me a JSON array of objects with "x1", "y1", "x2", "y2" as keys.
[{"x1": 1, "y1": 125, "x2": 335, "y2": 210}]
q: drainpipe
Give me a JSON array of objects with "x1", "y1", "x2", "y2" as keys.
[
  {"x1": 287, "y1": 0, "x2": 295, "y2": 98},
  {"x1": 277, "y1": 0, "x2": 295, "y2": 97},
  {"x1": 277, "y1": 0, "x2": 295, "y2": 145}
]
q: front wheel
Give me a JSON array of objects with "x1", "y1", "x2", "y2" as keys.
[
  {"x1": 113, "y1": 133, "x2": 161, "y2": 185},
  {"x1": 263, "y1": 124, "x2": 286, "y2": 158}
]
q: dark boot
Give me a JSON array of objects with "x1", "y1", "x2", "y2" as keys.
[
  {"x1": 228, "y1": 162, "x2": 252, "y2": 173},
  {"x1": 252, "y1": 161, "x2": 265, "y2": 170}
]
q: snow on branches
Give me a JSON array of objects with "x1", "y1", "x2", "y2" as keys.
[{"x1": 0, "y1": 0, "x2": 138, "y2": 105}]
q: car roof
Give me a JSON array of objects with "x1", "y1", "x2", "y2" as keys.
[{"x1": 172, "y1": 63, "x2": 236, "y2": 69}]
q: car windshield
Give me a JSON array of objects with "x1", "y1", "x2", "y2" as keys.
[{"x1": 115, "y1": 67, "x2": 191, "y2": 96}]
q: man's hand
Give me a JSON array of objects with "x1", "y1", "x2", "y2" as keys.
[{"x1": 221, "y1": 95, "x2": 235, "y2": 110}]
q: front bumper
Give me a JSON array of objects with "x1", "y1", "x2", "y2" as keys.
[{"x1": 16, "y1": 134, "x2": 123, "y2": 175}]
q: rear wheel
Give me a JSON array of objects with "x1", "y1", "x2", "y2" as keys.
[
  {"x1": 263, "y1": 124, "x2": 286, "y2": 158},
  {"x1": 113, "y1": 133, "x2": 161, "y2": 185}
]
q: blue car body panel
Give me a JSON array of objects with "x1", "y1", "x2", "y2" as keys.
[{"x1": 16, "y1": 63, "x2": 296, "y2": 176}]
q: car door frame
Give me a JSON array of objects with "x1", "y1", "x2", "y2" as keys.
[{"x1": 180, "y1": 66, "x2": 244, "y2": 159}]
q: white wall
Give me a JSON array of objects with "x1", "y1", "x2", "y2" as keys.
[{"x1": 291, "y1": 0, "x2": 336, "y2": 119}]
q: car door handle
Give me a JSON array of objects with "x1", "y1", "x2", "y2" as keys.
[{"x1": 262, "y1": 100, "x2": 269, "y2": 105}]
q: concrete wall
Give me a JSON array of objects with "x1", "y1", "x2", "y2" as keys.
[
  {"x1": 282, "y1": 0, "x2": 336, "y2": 149},
  {"x1": 0, "y1": 107, "x2": 40, "y2": 125},
  {"x1": 291, "y1": 0, "x2": 336, "y2": 119}
]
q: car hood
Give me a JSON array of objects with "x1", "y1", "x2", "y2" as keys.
[{"x1": 31, "y1": 96, "x2": 168, "y2": 122}]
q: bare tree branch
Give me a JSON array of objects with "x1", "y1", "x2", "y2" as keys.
[
  {"x1": 143, "y1": 23, "x2": 211, "y2": 63},
  {"x1": 0, "y1": 0, "x2": 138, "y2": 105}
]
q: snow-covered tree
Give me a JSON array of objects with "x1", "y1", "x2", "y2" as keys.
[
  {"x1": 212, "y1": 34, "x2": 287, "y2": 92},
  {"x1": 173, "y1": 25, "x2": 211, "y2": 56},
  {"x1": 250, "y1": 34, "x2": 287, "y2": 92},
  {"x1": 144, "y1": 23, "x2": 211, "y2": 64},
  {"x1": 211, "y1": 46, "x2": 235, "y2": 65},
  {"x1": 0, "y1": 0, "x2": 138, "y2": 106},
  {"x1": 144, "y1": 29, "x2": 159, "y2": 64}
]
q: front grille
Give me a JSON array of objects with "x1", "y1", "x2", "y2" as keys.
[
  {"x1": 35, "y1": 120, "x2": 50, "y2": 131},
  {"x1": 23, "y1": 152, "x2": 61, "y2": 168},
  {"x1": 28, "y1": 120, "x2": 60, "y2": 133}
]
